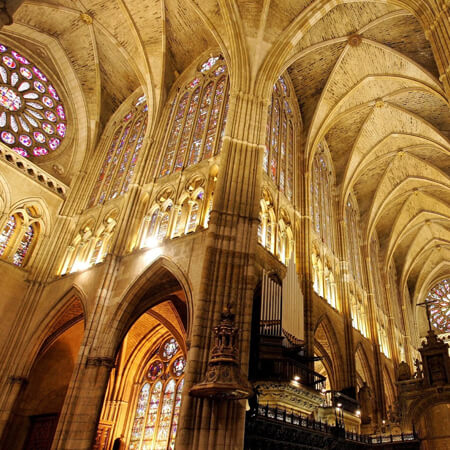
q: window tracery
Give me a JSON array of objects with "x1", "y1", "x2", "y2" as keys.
[
  {"x1": 0, "y1": 43, "x2": 67, "y2": 157},
  {"x1": 60, "y1": 215, "x2": 117, "y2": 275},
  {"x1": 345, "y1": 196, "x2": 363, "y2": 285},
  {"x1": 0, "y1": 205, "x2": 41, "y2": 267},
  {"x1": 311, "y1": 146, "x2": 335, "y2": 251},
  {"x1": 257, "y1": 189, "x2": 293, "y2": 265},
  {"x1": 128, "y1": 336, "x2": 185, "y2": 450},
  {"x1": 425, "y1": 278, "x2": 450, "y2": 333},
  {"x1": 155, "y1": 55, "x2": 229, "y2": 178},
  {"x1": 87, "y1": 95, "x2": 148, "y2": 208},
  {"x1": 264, "y1": 76, "x2": 296, "y2": 201}
]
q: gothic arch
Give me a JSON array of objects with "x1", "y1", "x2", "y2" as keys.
[
  {"x1": 106, "y1": 256, "x2": 193, "y2": 356},
  {"x1": 314, "y1": 314, "x2": 345, "y2": 389},
  {"x1": 355, "y1": 343, "x2": 375, "y2": 390},
  {"x1": 21, "y1": 286, "x2": 87, "y2": 377}
]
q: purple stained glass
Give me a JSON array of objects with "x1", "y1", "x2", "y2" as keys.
[
  {"x1": 2, "y1": 56, "x2": 15, "y2": 68},
  {"x1": 33, "y1": 146, "x2": 48, "y2": 156},
  {"x1": 49, "y1": 137, "x2": 60, "y2": 150},
  {"x1": 33, "y1": 131, "x2": 45, "y2": 143},
  {"x1": 56, "y1": 105, "x2": 66, "y2": 120},
  {"x1": 13, "y1": 225, "x2": 34, "y2": 266},
  {"x1": 45, "y1": 111, "x2": 57, "y2": 122},
  {"x1": 12, "y1": 51, "x2": 29, "y2": 65},
  {"x1": 427, "y1": 279, "x2": 450, "y2": 333},
  {"x1": 33, "y1": 81, "x2": 45, "y2": 93},
  {"x1": 42, "y1": 96, "x2": 53, "y2": 108},
  {"x1": 1, "y1": 131, "x2": 14, "y2": 144},
  {"x1": 48, "y1": 84, "x2": 59, "y2": 100},
  {"x1": 12, "y1": 146, "x2": 28, "y2": 157},
  {"x1": 56, "y1": 123, "x2": 66, "y2": 137},
  {"x1": 188, "y1": 82, "x2": 213, "y2": 166},
  {"x1": 0, "y1": 45, "x2": 7, "y2": 53},
  {"x1": 148, "y1": 361, "x2": 164, "y2": 381},
  {"x1": 42, "y1": 123, "x2": 54, "y2": 135},
  {"x1": 20, "y1": 67, "x2": 33, "y2": 80},
  {"x1": 160, "y1": 92, "x2": 189, "y2": 176},
  {"x1": 200, "y1": 55, "x2": 220, "y2": 73},
  {"x1": 0, "y1": 215, "x2": 16, "y2": 256},
  {"x1": 32, "y1": 66, "x2": 47, "y2": 81}
]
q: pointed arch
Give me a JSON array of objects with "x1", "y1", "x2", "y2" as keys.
[{"x1": 314, "y1": 314, "x2": 344, "y2": 389}]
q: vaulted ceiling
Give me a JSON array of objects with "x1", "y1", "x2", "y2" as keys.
[{"x1": 3, "y1": 0, "x2": 449, "y2": 318}]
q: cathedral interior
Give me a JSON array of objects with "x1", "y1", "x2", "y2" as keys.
[{"x1": 0, "y1": 0, "x2": 449, "y2": 449}]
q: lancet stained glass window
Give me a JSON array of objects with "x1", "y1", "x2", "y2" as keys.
[
  {"x1": 426, "y1": 279, "x2": 450, "y2": 333},
  {"x1": 345, "y1": 197, "x2": 363, "y2": 284},
  {"x1": 264, "y1": 76, "x2": 295, "y2": 201},
  {"x1": 311, "y1": 147, "x2": 335, "y2": 251},
  {"x1": 128, "y1": 336, "x2": 185, "y2": 450},
  {"x1": 0, "y1": 215, "x2": 16, "y2": 256},
  {"x1": 87, "y1": 96, "x2": 148, "y2": 208},
  {"x1": 0, "y1": 43, "x2": 67, "y2": 157},
  {"x1": 156, "y1": 56, "x2": 229, "y2": 178}
]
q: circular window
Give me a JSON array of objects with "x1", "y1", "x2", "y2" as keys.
[
  {"x1": 172, "y1": 356, "x2": 186, "y2": 377},
  {"x1": 0, "y1": 43, "x2": 67, "y2": 157},
  {"x1": 426, "y1": 278, "x2": 450, "y2": 333},
  {"x1": 147, "y1": 360, "x2": 164, "y2": 381},
  {"x1": 161, "y1": 338, "x2": 179, "y2": 360}
]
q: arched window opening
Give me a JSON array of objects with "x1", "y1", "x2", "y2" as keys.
[
  {"x1": 157, "y1": 208, "x2": 171, "y2": 242},
  {"x1": 345, "y1": 196, "x2": 363, "y2": 285},
  {"x1": 60, "y1": 215, "x2": 117, "y2": 275},
  {"x1": 13, "y1": 224, "x2": 35, "y2": 266},
  {"x1": 264, "y1": 75, "x2": 296, "y2": 201},
  {"x1": 0, "y1": 206, "x2": 41, "y2": 267},
  {"x1": 128, "y1": 337, "x2": 186, "y2": 450},
  {"x1": 156, "y1": 55, "x2": 229, "y2": 178},
  {"x1": 311, "y1": 146, "x2": 335, "y2": 252},
  {"x1": 0, "y1": 215, "x2": 16, "y2": 256},
  {"x1": 87, "y1": 95, "x2": 148, "y2": 208},
  {"x1": 0, "y1": 42, "x2": 67, "y2": 158}
]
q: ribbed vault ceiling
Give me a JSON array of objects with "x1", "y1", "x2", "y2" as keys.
[{"x1": 3, "y1": 0, "x2": 449, "y2": 311}]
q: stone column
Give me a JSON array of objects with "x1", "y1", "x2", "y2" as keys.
[{"x1": 176, "y1": 90, "x2": 267, "y2": 450}]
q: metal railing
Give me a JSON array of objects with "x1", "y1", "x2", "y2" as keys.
[{"x1": 248, "y1": 404, "x2": 419, "y2": 447}]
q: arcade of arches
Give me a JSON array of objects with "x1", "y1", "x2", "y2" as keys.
[{"x1": 0, "y1": 0, "x2": 449, "y2": 449}]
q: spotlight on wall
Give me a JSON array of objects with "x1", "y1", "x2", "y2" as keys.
[
  {"x1": 355, "y1": 410, "x2": 361, "y2": 417},
  {"x1": 293, "y1": 375, "x2": 300, "y2": 381},
  {"x1": 337, "y1": 403, "x2": 342, "y2": 408},
  {"x1": 145, "y1": 236, "x2": 159, "y2": 249}
]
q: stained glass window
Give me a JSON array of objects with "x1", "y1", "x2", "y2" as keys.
[
  {"x1": 129, "y1": 383, "x2": 151, "y2": 449},
  {"x1": 162, "y1": 338, "x2": 179, "y2": 360},
  {"x1": 148, "y1": 361, "x2": 164, "y2": 381},
  {"x1": 128, "y1": 335, "x2": 185, "y2": 450},
  {"x1": 155, "y1": 379, "x2": 176, "y2": 449},
  {"x1": 168, "y1": 379, "x2": 184, "y2": 450},
  {"x1": 0, "y1": 43, "x2": 67, "y2": 157},
  {"x1": 156, "y1": 55, "x2": 229, "y2": 178},
  {"x1": 264, "y1": 76, "x2": 296, "y2": 201},
  {"x1": 172, "y1": 357, "x2": 186, "y2": 377},
  {"x1": 345, "y1": 197, "x2": 362, "y2": 284},
  {"x1": 87, "y1": 96, "x2": 148, "y2": 208},
  {"x1": 142, "y1": 381, "x2": 162, "y2": 448},
  {"x1": 311, "y1": 148, "x2": 335, "y2": 251},
  {"x1": 426, "y1": 279, "x2": 450, "y2": 333},
  {"x1": 0, "y1": 215, "x2": 16, "y2": 256},
  {"x1": 13, "y1": 224, "x2": 34, "y2": 266}
]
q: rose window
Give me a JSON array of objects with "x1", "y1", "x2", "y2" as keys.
[
  {"x1": 0, "y1": 43, "x2": 67, "y2": 158},
  {"x1": 426, "y1": 278, "x2": 450, "y2": 333}
]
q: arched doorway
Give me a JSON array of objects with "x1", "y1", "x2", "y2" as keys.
[
  {"x1": 2, "y1": 296, "x2": 85, "y2": 450},
  {"x1": 94, "y1": 269, "x2": 189, "y2": 450}
]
